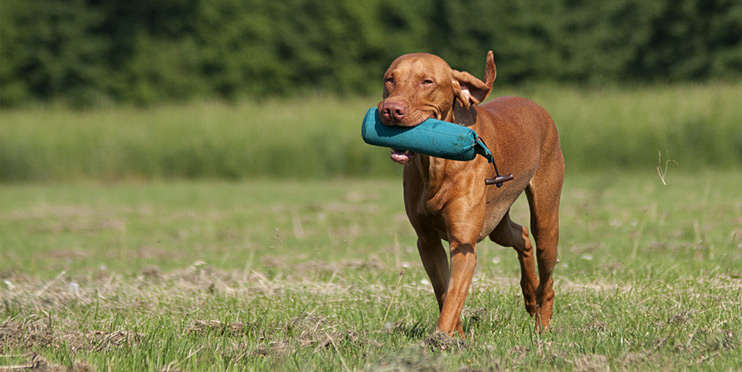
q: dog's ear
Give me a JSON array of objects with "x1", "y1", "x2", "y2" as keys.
[{"x1": 453, "y1": 51, "x2": 497, "y2": 109}]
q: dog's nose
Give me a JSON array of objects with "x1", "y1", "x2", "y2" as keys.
[{"x1": 382, "y1": 102, "x2": 406, "y2": 122}]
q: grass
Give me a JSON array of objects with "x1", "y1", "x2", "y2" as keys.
[
  {"x1": 1, "y1": 171, "x2": 741, "y2": 371},
  {"x1": 2, "y1": 82, "x2": 741, "y2": 182}
]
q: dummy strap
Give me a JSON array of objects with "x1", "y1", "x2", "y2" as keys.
[{"x1": 475, "y1": 137, "x2": 514, "y2": 188}]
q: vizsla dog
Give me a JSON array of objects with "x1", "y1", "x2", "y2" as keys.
[{"x1": 377, "y1": 51, "x2": 564, "y2": 337}]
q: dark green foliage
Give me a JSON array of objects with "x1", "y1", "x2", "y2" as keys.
[
  {"x1": 1, "y1": 0, "x2": 741, "y2": 106},
  {"x1": 0, "y1": 0, "x2": 108, "y2": 106},
  {"x1": 631, "y1": 0, "x2": 742, "y2": 81}
]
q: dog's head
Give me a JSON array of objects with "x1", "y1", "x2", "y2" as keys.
[{"x1": 377, "y1": 51, "x2": 496, "y2": 128}]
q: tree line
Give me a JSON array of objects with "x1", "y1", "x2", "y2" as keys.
[{"x1": 1, "y1": 0, "x2": 740, "y2": 107}]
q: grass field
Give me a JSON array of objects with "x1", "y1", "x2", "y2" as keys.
[
  {"x1": 2, "y1": 83, "x2": 741, "y2": 181},
  {"x1": 1, "y1": 171, "x2": 741, "y2": 371}
]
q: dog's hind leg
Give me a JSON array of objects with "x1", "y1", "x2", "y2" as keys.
[
  {"x1": 490, "y1": 212, "x2": 539, "y2": 316},
  {"x1": 525, "y1": 162, "x2": 564, "y2": 332}
]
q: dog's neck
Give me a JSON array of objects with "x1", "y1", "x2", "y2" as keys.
[
  {"x1": 411, "y1": 103, "x2": 483, "y2": 213},
  {"x1": 451, "y1": 101, "x2": 477, "y2": 126}
]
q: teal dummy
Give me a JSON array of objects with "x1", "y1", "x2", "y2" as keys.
[{"x1": 361, "y1": 107, "x2": 513, "y2": 186}]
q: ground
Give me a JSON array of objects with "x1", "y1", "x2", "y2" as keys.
[{"x1": 1, "y1": 172, "x2": 741, "y2": 371}]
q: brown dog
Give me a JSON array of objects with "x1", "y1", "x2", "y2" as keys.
[{"x1": 377, "y1": 51, "x2": 564, "y2": 337}]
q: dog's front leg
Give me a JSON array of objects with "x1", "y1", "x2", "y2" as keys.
[
  {"x1": 437, "y1": 204, "x2": 484, "y2": 338},
  {"x1": 437, "y1": 238, "x2": 476, "y2": 338},
  {"x1": 417, "y1": 234, "x2": 450, "y2": 312}
]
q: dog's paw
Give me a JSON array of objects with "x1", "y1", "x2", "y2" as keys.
[{"x1": 524, "y1": 298, "x2": 538, "y2": 316}]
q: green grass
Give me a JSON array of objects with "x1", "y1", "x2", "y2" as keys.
[
  {"x1": 1, "y1": 171, "x2": 741, "y2": 371},
  {"x1": 2, "y1": 83, "x2": 741, "y2": 182}
]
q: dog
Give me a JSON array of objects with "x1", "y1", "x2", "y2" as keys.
[{"x1": 377, "y1": 51, "x2": 564, "y2": 337}]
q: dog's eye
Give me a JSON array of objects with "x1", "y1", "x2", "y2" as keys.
[
  {"x1": 422, "y1": 79, "x2": 434, "y2": 85},
  {"x1": 385, "y1": 77, "x2": 394, "y2": 84}
]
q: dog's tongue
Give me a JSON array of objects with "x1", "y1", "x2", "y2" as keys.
[{"x1": 390, "y1": 149, "x2": 416, "y2": 165}]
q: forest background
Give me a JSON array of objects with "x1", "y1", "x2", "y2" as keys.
[{"x1": 2, "y1": 0, "x2": 741, "y2": 107}]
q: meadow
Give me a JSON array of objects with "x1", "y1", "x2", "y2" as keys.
[
  {"x1": 1, "y1": 172, "x2": 741, "y2": 371},
  {"x1": 1, "y1": 83, "x2": 741, "y2": 371},
  {"x1": 2, "y1": 83, "x2": 741, "y2": 182}
]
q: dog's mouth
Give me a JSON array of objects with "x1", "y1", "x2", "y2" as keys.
[{"x1": 390, "y1": 149, "x2": 416, "y2": 165}]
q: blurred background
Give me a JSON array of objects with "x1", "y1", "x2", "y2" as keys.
[{"x1": 1, "y1": 0, "x2": 741, "y2": 181}]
